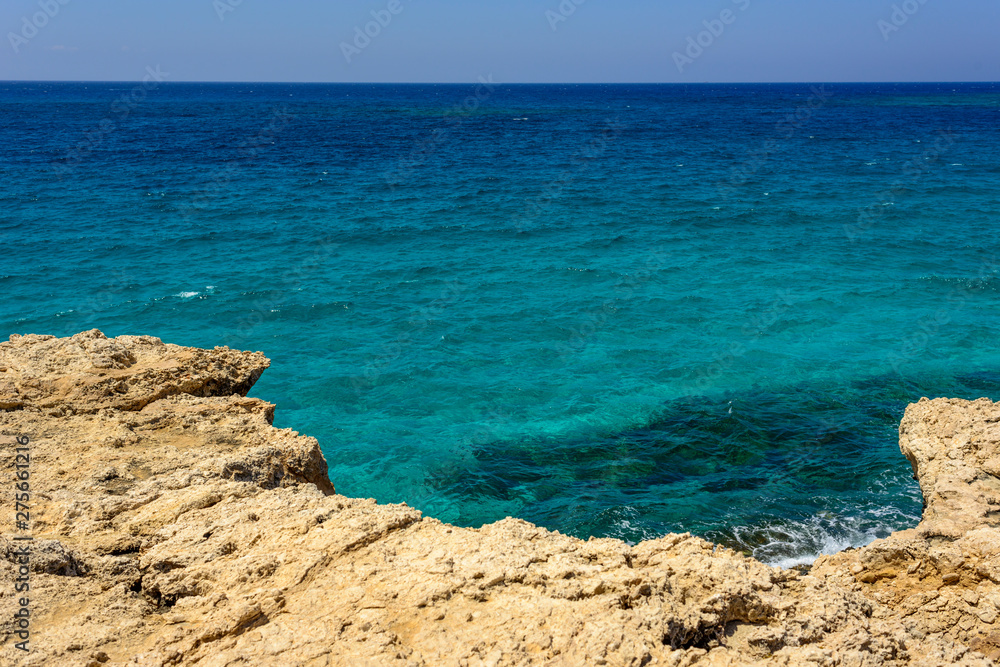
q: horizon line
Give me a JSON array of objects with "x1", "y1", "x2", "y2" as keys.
[{"x1": 1, "y1": 79, "x2": 999, "y2": 86}]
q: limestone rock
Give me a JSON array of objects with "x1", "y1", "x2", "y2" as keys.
[
  {"x1": 1, "y1": 331, "x2": 999, "y2": 665},
  {"x1": 0, "y1": 329, "x2": 268, "y2": 415}
]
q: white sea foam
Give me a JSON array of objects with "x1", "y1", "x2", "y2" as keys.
[
  {"x1": 732, "y1": 507, "x2": 918, "y2": 569},
  {"x1": 176, "y1": 291, "x2": 199, "y2": 299},
  {"x1": 601, "y1": 510, "x2": 907, "y2": 570}
]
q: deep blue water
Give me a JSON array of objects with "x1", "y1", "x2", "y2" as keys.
[{"x1": 3, "y1": 81, "x2": 1000, "y2": 566}]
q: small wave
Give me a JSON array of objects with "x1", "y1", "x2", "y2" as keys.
[
  {"x1": 724, "y1": 511, "x2": 913, "y2": 569},
  {"x1": 173, "y1": 286, "x2": 216, "y2": 300},
  {"x1": 917, "y1": 274, "x2": 1000, "y2": 292}
]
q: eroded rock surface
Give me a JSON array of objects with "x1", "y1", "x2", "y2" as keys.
[{"x1": 1, "y1": 331, "x2": 998, "y2": 665}]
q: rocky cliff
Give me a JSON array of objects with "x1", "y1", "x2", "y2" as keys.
[{"x1": 2, "y1": 330, "x2": 1000, "y2": 666}]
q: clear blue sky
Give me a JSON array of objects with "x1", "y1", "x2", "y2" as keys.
[{"x1": 2, "y1": 0, "x2": 997, "y2": 83}]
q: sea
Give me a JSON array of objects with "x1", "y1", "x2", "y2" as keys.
[{"x1": 3, "y1": 81, "x2": 999, "y2": 567}]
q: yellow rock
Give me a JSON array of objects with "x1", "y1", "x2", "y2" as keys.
[{"x1": 2, "y1": 331, "x2": 1000, "y2": 665}]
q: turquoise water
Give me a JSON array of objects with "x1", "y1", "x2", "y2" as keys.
[{"x1": 3, "y1": 82, "x2": 1000, "y2": 565}]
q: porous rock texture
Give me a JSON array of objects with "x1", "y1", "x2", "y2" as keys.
[{"x1": 1, "y1": 330, "x2": 999, "y2": 666}]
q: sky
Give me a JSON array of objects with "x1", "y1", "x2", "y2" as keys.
[{"x1": 1, "y1": 0, "x2": 997, "y2": 83}]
